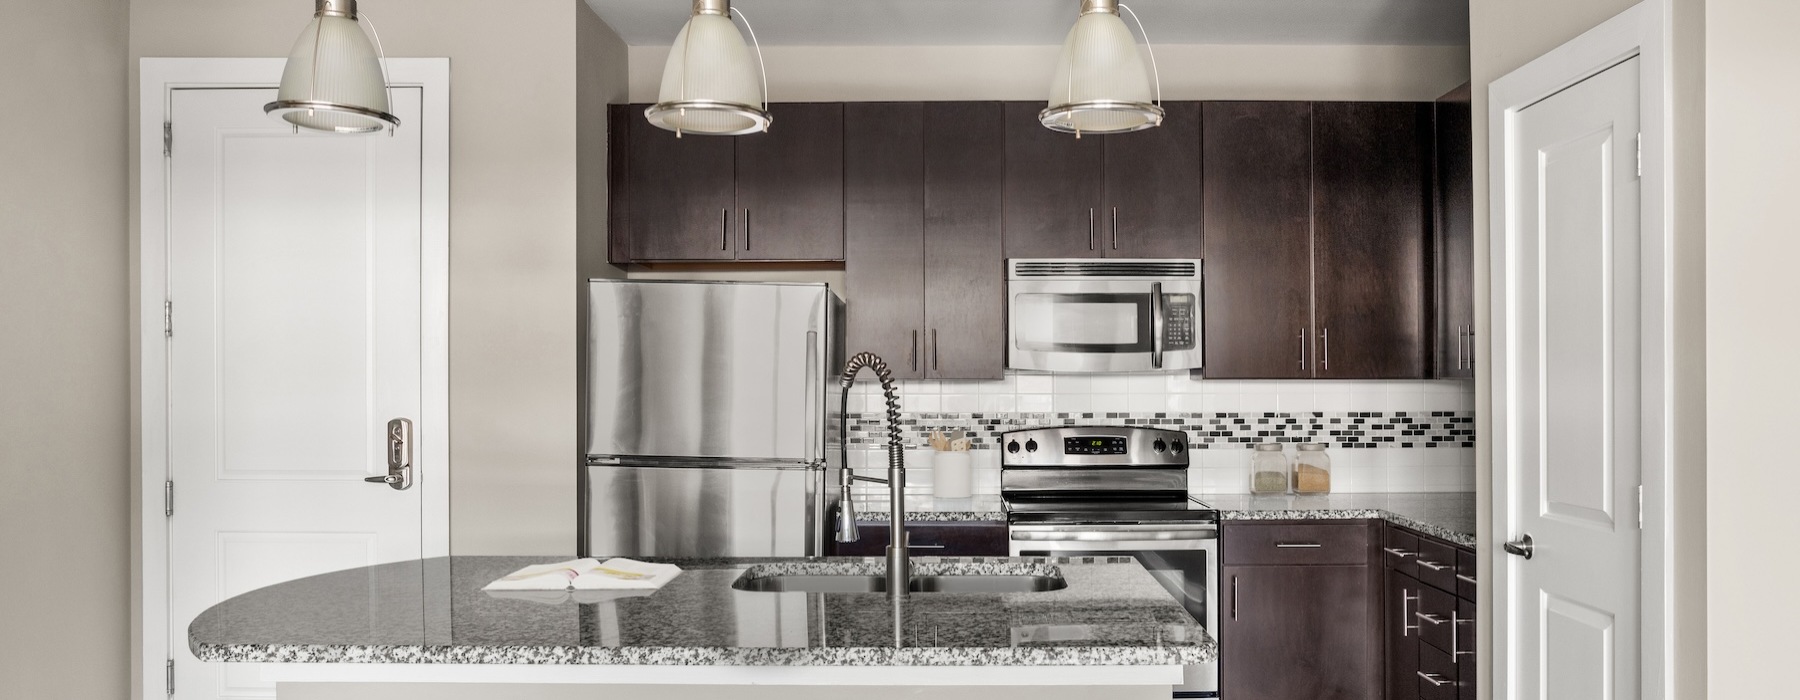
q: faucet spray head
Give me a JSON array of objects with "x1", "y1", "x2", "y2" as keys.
[{"x1": 835, "y1": 481, "x2": 860, "y2": 543}]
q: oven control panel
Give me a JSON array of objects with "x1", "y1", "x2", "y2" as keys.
[
  {"x1": 1000, "y1": 426, "x2": 1189, "y2": 468},
  {"x1": 1161, "y1": 293, "x2": 1197, "y2": 350}
]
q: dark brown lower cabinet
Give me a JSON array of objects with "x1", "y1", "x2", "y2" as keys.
[
  {"x1": 1220, "y1": 520, "x2": 1380, "y2": 700},
  {"x1": 830, "y1": 521, "x2": 1008, "y2": 557},
  {"x1": 1383, "y1": 522, "x2": 1477, "y2": 700},
  {"x1": 1385, "y1": 567, "x2": 1422, "y2": 700}
]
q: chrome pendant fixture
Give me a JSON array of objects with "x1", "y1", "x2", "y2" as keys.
[
  {"x1": 646, "y1": 0, "x2": 771, "y2": 137},
  {"x1": 1041, "y1": 0, "x2": 1163, "y2": 137},
  {"x1": 265, "y1": 0, "x2": 399, "y2": 134}
]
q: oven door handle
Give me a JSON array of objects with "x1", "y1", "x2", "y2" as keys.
[{"x1": 1010, "y1": 523, "x2": 1218, "y2": 541}]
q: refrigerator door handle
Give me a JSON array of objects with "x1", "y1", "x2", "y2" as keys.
[{"x1": 806, "y1": 330, "x2": 820, "y2": 464}]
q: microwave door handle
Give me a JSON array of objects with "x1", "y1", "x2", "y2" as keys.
[{"x1": 1149, "y1": 282, "x2": 1164, "y2": 369}]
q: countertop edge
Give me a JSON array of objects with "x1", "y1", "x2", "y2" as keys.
[{"x1": 190, "y1": 642, "x2": 1218, "y2": 666}]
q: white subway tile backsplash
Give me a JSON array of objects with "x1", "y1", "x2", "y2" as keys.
[
  {"x1": 1015, "y1": 393, "x2": 1053, "y2": 412},
  {"x1": 1015, "y1": 373, "x2": 1054, "y2": 394}
]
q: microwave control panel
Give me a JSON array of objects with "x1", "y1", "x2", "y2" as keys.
[{"x1": 1161, "y1": 294, "x2": 1197, "y2": 350}]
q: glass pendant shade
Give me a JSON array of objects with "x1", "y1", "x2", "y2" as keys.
[
  {"x1": 646, "y1": 1, "x2": 771, "y2": 136},
  {"x1": 1041, "y1": 1, "x2": 1163, "y2": 135},
  {"x1": 265, "y1": 0, "x2": 399, "y2": 134}
]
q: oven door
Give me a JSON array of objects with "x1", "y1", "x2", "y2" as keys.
[
  {"x1": 1008, "y1": 279, "x2": 1203, "y2": 373},
  {"x1": 1011, "y1": 523, "x2": 1219, "y2": 698}
]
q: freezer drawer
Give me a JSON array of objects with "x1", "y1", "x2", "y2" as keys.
[{"x1": 583, "y1": 465, "x2": 819, "y2": 558}]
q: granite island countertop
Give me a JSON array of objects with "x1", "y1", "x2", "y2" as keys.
[
  {"x1": 847, "y1": 493, "x2": 1007, "y2": 522},
  {"x1": 189, "y1": 555, "x2": 1214, "y2": 668}
]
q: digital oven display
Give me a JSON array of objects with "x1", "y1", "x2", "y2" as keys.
[{"x1": 1063, "y1": 436, "x2": 1129, "y2": 455}]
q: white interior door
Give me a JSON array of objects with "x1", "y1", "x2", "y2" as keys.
[
  {"x1": 1501, "y1": 57, "x2": 1642, "y2": 699},
  {"x1": 166, "y1": 87, "x2": 426, "y2": 700}
]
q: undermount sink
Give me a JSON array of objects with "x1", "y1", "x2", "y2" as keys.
[{"x1": 731, "y1": 563, "x2": 1068, "y2": 594}]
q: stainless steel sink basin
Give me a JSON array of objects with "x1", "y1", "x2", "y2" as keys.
[{"x1": 732, "y1": 573, "x2": 1067, "y2": 594}]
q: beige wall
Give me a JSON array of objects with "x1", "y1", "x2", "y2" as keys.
[
  {"x1": 576, "y1": 2, "x2": 630, "y2": 501},
  {"x1": 1706, "y1": 1, "x2": 1799, "y2": 696},
  {"x1": 627, "y1": 43, "x2": 1470, "y2": 104},
  {"x1": 128, "y1": 0, "x2": 622, "y2": 559},
  {"x1": 0, "y1": 2, "x2": 131, "y2": 699},
  {"x1": 1469, "y1": 1, "x2": 1709, "y2": 699}
]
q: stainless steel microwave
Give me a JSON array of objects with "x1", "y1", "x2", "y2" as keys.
[{"x1": 1006, "y1": 259, "x2": 1204, "y2": 373}]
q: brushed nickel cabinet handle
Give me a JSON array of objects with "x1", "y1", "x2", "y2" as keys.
[
  {"x1": 1417, "y1": 672, "x2": 1452, "y2": 687},
  {"x1": 1418, "y1": 560, "x2": 1450, "y2": 571},
  {"x1": 1231, "y1": 575, "x2": 1239, "y2": 621},
  {"x1": 909, "y1": 330, "x2": 918, "y2": 371},
  {"x1": 742, "y1": 209, "x2": 751, "y2": 250},
  {"x1": 931, "y1": 329, "x2": 939, "y2": 372},
  {"x1": 1298, "y1": 328, "x2": 1307, "y2": 370},
  {"x1": 1321, "y1": 327, "x2": 1330, "y2": 371},
  {"x1": 1088, "y1": 208, "x2": 1096, "y2": 250},
  {"x1": 1383, "y1": 547, "x2": 1418, "y2": 558},
  {"x1": 1415, "y1": 612, "x2": 1447, "y2": 625},
  {"x1": 1275, "y1": 542, "x2": 1322, "y2": 548},
  {"x1": 1452, "y1": 610, "x2": 1473, "y2": 660},
  {"x1": 1111, "y1": 207, "x2": 1119, "y2": 250},
  {"x1": 720, "y1": 208, "x2": 729, "y2": 251},
  {"x1": 1402, "y1": 590, "x2": 1419, "y2": 636},
  {"x1": 1456, "y1": 573, "x2": 1478, "y2": 585}
]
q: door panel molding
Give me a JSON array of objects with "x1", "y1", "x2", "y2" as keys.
[
  {"x1": 1487, "y1": 3, "x2": 1671, "y2": 700},
  {"x1": 137, "y1": 57, "x2": 449, "y2": 700}
]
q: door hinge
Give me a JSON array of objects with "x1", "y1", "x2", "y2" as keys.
[
  {"x1": 163, "y1": 300, "x2": 173, "y2": 338},
  {"x1": 1635, "y1": 132, "x2": 1642, "y2": 178},
  {"x1": 163, "y1": 122, "x2": 172, "y2": 158},
  {"x1": 165, "y1": 658, "x2": 174, "y2": 696},
  {"x1": 1637, "y1": 484, "x2": 1644, "y2": 530},
  {"x1": 164, "y1": 480, "x2": 174, "y2": 517}
]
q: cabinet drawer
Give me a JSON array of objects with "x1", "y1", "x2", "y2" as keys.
[
  {"x1": 1418, "y1": 643, "x2": 1461, "y2": 700},
  {"x1": 1457, "y1": 547, "x2": 1478, "y2": 601},
  {"x1": 1222, "y1": 521, "x2": 1372, "y2": 566},
  {"x1": 1418, "y1": 585, "x2": 1457, "y2": 654},
  {"x1": 832, "y1": 521, "x2": 1008, "y2": 557},
  {"x1": 1385, "y1": 524, "x2": 1421, "y2": 576},
  {"x1": 1416, "y1": 537, "x2": 1458, "y2": 592}
]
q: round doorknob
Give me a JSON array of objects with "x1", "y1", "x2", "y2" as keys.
[{"x1": 1503, "y1": 534, "x2": 1534, "y2": 560}]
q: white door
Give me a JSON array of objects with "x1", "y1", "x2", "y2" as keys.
[
  {"x1": 1500, "y1": 57, "x2": 1642, "y2": 699},
  {"x1": 166, "y1": 87, "x2": 426, "y2": 700}
]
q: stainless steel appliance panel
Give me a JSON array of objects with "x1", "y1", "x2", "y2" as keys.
[
  {"x1": 584, "y1": 464, "x2": 816, "y2": 558},
  {"x1": 1007, "y1": 259, "x2": 1204, "y2": 373},
  {"x1": 586, "y1": 281, "x2": 840, "y2": 461}
]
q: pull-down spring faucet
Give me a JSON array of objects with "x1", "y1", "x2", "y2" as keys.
[{"x1": 834, "y1": 352, "x2": 909, "y2": 598}]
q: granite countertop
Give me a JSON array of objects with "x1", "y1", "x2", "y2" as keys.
[
  {"x1": 189, "y1": 555, "x2": 1214, "y2": 667},
  {"x1": 848, "y1": 493, "x2": 1007, "y2": 522},
  {"x1": 1206, "y1": 493, "x2": 1477, "y2": 547}
]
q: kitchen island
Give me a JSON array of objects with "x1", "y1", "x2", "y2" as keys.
[{"x1": 189, "y1": 555, "x2": 1213, "y2": 697}]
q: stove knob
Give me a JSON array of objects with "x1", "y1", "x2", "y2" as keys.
[
  {"x1": 1170, "y1": 441, "x2": 1185, "y2": 454},
  {"x1": 1025, "y1": 439, "x2": 1039, "y2": 453},
  {"x1": 1153, "y1": 439, "x2": 1167, "y2": 453},
  {"x1": 1007, "y1": 440, "x2": 1021, "y2": 454}
]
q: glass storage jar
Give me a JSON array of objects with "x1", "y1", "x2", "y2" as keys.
[
  {"x1": 1292, "y1": 443, "x2": 1332, "y2": 494},
  {"x1": 1250, "y1": 443, "x2": 1290, "y2": 494}
]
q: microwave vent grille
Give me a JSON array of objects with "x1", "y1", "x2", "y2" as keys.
[{"x1": 1011, "y1": 261, "x2": 1198, "y2": 278}]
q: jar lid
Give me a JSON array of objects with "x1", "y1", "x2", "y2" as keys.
[
  {"x1": 1298, "y1": 443, "x2": 1328, "y2": 451},
  {"x1": 1254, "y1": 443, "x2": 1284, "y2": 451}
]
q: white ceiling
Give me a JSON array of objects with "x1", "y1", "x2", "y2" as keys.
[{"x1": 582, "y1": 0, "x2": 1470, "y2": 47}]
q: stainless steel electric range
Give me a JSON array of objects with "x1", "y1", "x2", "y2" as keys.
[{"x1": 1001, "y1": 426, "x2": 1220, "y2": 699}]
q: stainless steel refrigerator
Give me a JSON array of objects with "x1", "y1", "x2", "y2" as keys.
[{"x1": 581, "y1": 280, "x2": 845, "y2": 558}]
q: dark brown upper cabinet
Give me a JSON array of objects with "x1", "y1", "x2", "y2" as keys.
[
  {"x1": 1200, "y1": 102, "x2": 1316, "y2": 379},
  {"x1": 1434, "y1": 83, "x2": 1475, "y2": 379},
  {"x1": 609, "y1": 102, "x2": 844, "y2": 264},
  {"x1": 844, "y1": 102, "x2": 1005, "y2": 380},
  {"x1": 1002, "y1": 101, "x2": 1202, "y2": 259},
  {"x1": 1200, "y1": 101, "x2": 1433, "y2": 379},
  {"x1": 1312, "y1": 101, "x2": 1433, "y2": 379}
]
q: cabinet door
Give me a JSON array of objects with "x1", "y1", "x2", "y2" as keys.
[
  {"x1": 844, "y1": 102, "x2": 926, "y2": 379},
  {"x1": 1435, "y1": 84, "x2": 1476, "y2": 378},
  {"x1": 1103, "y1": 101, "x2": 1203, "y2": 258},
  {"x1": 1386, "y1": 568, "x2": 1422, "y2": 700},
  {"x1": 1221, "y1": 564, "x2": 1378, "y2": 700},
  {"x1": 735, "y1": 103, "x2": 845, "y2": 261},
  {"x1": 1003, "y1": 101, "x2": 1105, "y2": 258},
  {"x1": 624, "y1": 104, "x2": 737, "y2": 261},
  {"x1": 1200, "y1": 102, "x2": 1315, "y2": 379},
  {"x1": 1312, "y1": 101, "x2": 1432, "y2": 378},
  {"x1": 923, "y1": 102, "x2": 1006, "y2": 379}
]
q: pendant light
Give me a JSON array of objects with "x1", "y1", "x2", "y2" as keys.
[
  {"x1": 1041, "y1": 0, "x2": 1163, "y2": 137},
  {"x1": 264, "y1": 0, "x2": 399, "y2": 134},
  {"x1": 646, "y1": 0, "x2": 771, "y2": 137}
]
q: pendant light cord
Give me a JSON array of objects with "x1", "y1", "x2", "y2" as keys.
[
  {"x1": 730, "y1": 6, "x2": 770, "y2": 112},
  {"x1": 359, "y1": 10, "x2": 399, "y2": 132},
  {"x1": 1118, "y1": 3, "x2": 1162, "y2": 108}
]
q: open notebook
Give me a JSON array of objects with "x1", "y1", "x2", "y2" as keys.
[{"x1": 482, "y1": 558, "x2": 682, "y2": 592}]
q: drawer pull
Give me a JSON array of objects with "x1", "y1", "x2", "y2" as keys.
[
  {"x1": 1456, "y1": 573, "x2": 1478, "y2": 585},
  {"x1": 1417, "y1": 672, "x2": 1453, "y2": 687},
  {"x1": 1418, "y1": 560, "x2": 1450, "y2": 571},
  {"x1": 1383, "y1": 547, "x2": 1418, "y2": 557},
  {"x1": 1401, "y1": 590, "x2": 1420, "y2": 637},
  {"x1": 1415, "y1": 612, "x2": 1447, "y2": 625},
  {"x1": 1274, "y1": 542, "x2": 1322, "y2": 549},
  {"x1": 1452, "y1": 610, "x2": 1473, "y2": 660},
  {"x1": 907, "y1": 544, "x2": 946, "y2": 549}
]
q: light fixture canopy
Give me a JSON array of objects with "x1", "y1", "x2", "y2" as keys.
[
  {"x1": 646, "y1": 0, "x2": 771, "y2": 137},
  {"x1": 1041, "y1": 0, "x2": 1164, "y2": 136},
  {"x1": 265, "y1": 0, "x2": 400, "y2": 134}
]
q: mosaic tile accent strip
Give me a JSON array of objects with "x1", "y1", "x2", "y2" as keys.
[{"x1": 845, "y1": 411, "x2": 1476, "y2": 450}]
